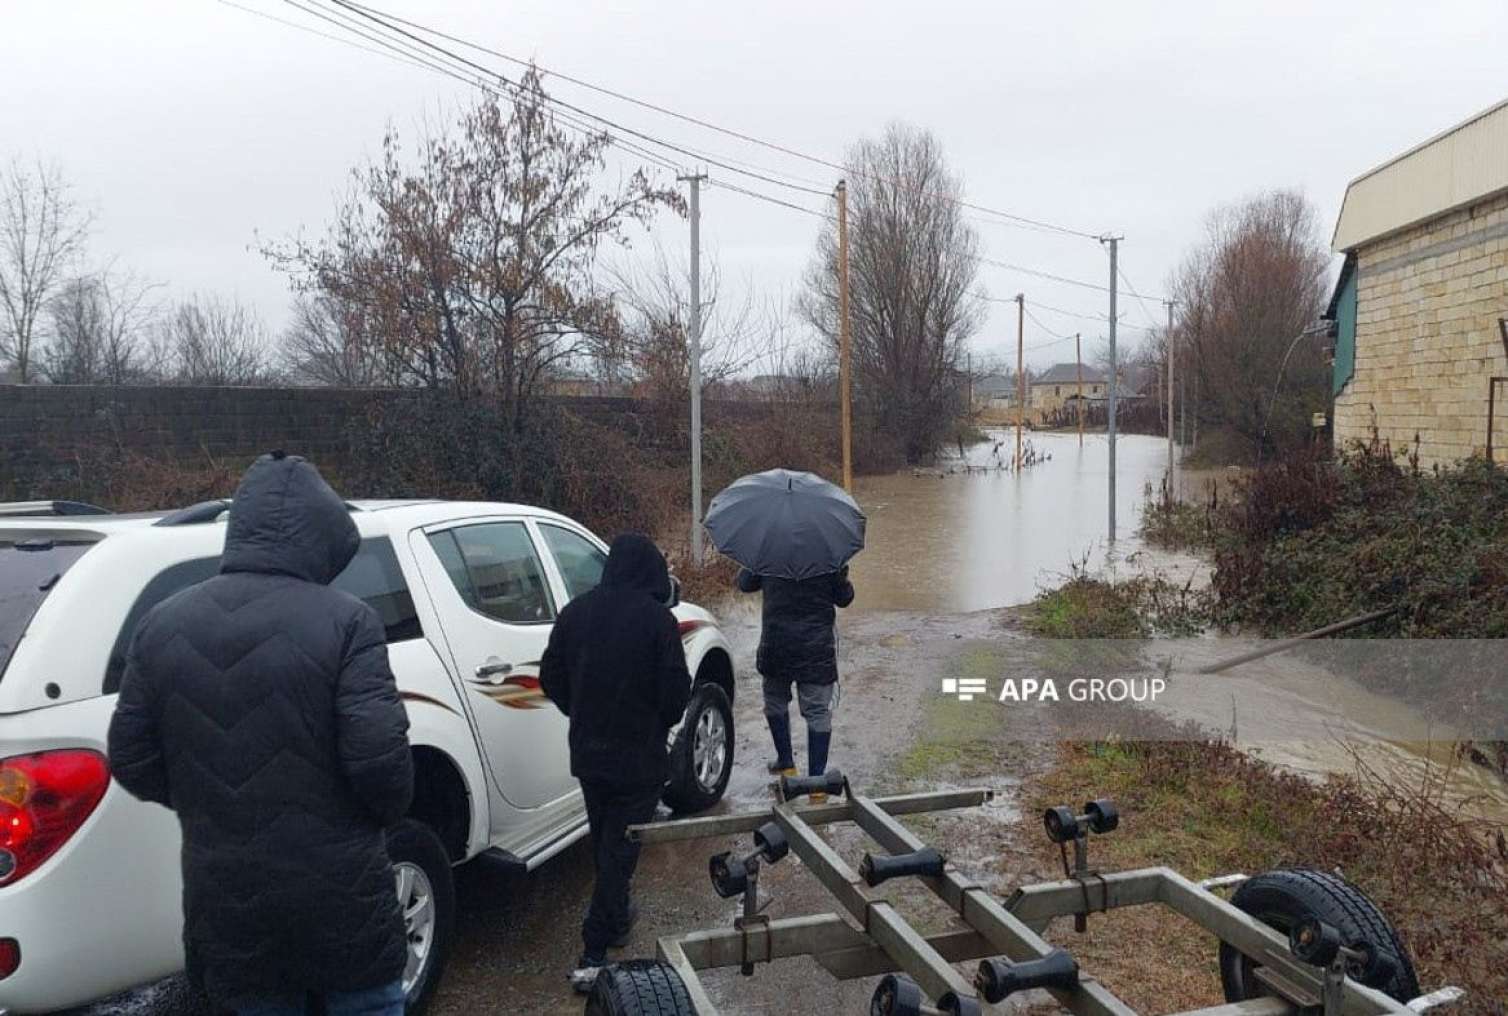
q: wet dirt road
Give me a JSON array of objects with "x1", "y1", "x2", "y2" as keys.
[{"x1": 428, "y1": 603, "x2": 1045, "y2": 1016}]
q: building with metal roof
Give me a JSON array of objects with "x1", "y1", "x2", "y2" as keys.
[{"x1": 1328, "y1": 97, "x2": 1508, "y2": 467}]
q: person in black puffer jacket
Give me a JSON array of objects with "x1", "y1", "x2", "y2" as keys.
[
  {"x1": 540, "y1": 533, "x2": 691, "y2": 992},
  {"x1": 108, "y1": 452, "x2": 413, "y2": 1016},
  {"x1": 736, "y1": 565, "x2": 855, "y2": 779}
]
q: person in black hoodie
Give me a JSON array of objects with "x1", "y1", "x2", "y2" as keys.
[
  {"x1": 108, "y1": 452, "x2": 413, "y2": 1016},
  {"x1": 736, "y1": 565, "x2": 855, "y2": 780},
  {"x1": 540, "y1": 533, "x2": 692, "y2": 991}
]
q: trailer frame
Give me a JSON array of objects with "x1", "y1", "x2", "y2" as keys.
[{"x1": 626, "y1": 784, "x2": 1460, "y2": 1016}]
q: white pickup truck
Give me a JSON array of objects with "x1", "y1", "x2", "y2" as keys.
[{"x1": 0, "y1": 499, "x2": 737, "y2": 1014}]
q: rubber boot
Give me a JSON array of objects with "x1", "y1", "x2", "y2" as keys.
[
  {"x1": 807, "y1": 729, "x2": 832, "y2": 803},
  {"x1": 765, "y1": 712, "x2": 796, "y2": 776}
]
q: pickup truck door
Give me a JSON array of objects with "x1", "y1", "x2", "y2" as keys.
[{"x1": 408, "y1": 517, "x2": 576, "y2": 812}]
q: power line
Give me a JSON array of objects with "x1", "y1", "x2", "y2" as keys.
[
  {"x1": 319, "y1": 0, "x2": 837, "y2": 199},
  {"x1": 329, "y1": 0, "x2": 1105, "y2": 239},
  {"x1": 218, "y1": 0, "x2": 436, "y2": 73},
  {"x1": 264, "y1": 0, "x2": 688, "y2": 181},
  {"x1": 1117, "y1": 265, "x2": 1165, "y2": 330},
  {"x1": 227, "y1": 0, "x2": 1169, "y2": 307}
]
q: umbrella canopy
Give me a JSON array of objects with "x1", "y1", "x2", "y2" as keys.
[{"x1": 704, "y1": 468, "x2": 866, "y2": 581}]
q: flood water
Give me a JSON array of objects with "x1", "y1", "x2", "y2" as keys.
[
  {"x1": 848, "y1": 430, "x2": 1184, "y2": 612},
  {"x1": 842, "y1": 429, "x2": 1508, "y2": 825}
]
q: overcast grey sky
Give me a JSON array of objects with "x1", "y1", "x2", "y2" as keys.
[{"x1": 5, "y1": 1, "x2": 1506, "y2": 371}]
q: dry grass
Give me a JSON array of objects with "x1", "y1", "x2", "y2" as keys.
[{"x1": 1024, "y1": 739, "x2": 1508, "y2": 1014}]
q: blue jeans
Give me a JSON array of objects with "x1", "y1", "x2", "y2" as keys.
[{"x1": 236, "y1": 981, "x2": 406, "y2": 1016}]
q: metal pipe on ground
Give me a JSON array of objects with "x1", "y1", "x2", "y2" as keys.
[{"x1": 1195, "y1": 607, "x2": 1398, "y2": 675}]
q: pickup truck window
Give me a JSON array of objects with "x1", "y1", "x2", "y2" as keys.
[
  {"x1": 1, "y1": 540, "x2": 95, "y2": 685},
  {"x1": 539, "y1": 524, "x2": 606, "y2": 603},
  {"x1": 429, "y1": 522, "x2": 555, "y2": 625},
  {"x1": 103, "y1": 537, "x2": 422, "y2": 694}
]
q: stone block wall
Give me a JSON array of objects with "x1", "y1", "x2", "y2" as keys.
[{"x1": 1334, "y1": 190, "x2": 1508, "y2": 468}]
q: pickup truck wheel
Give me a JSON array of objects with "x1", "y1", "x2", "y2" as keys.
[
  {"x1": 585, "y1": 960, "x2": 696, "y2": 1015},
  {"x1": 388, "y1": 819, "x2": 456, "y2": 1014},
  {"x1": 663, "y1": 683, "x2": 734, "y2": 814},
  {"x1": 1218, "y1": 867, "x2": 1419, "y2": 1003}
]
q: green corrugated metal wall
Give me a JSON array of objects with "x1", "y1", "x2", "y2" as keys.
[{"x1": 1333, "y1": 262, "x2": 1357, "y2": 395}]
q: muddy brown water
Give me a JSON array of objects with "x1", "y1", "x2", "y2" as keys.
[{"x1": 848, "y1": 431, "x2": 1184, "y2": 613}]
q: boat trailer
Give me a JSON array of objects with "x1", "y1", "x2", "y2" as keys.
[{"x1": 601, "y1": 773, "x2": 1464, "y2": 1016}]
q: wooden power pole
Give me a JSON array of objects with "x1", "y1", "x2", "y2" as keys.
[
  {"x1": 1075, "y1": 332, "x2": 1084, "y2": 448},
  {"x1": 837, "y1": 180, "x2": 853, "y2": 492},
  {"x1": 1014, "y1": 293, "x2": 1025, "y2": 469}
]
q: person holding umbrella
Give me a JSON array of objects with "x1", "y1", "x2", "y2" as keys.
[{"x1": 704, "y1": 469, "x2": 865, "y2": 780}]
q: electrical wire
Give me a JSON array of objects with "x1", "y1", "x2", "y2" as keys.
[
  {"x1": 218, "y1": 0, "x2": 436, "y2": 73},
  {"x1": 327, "y1": 0, "x2": 1105, "y2": 239},
  {"x1": 226, "y1": 0, "x2": 1167, "y2": 307},
  {"x1": 1117, "y1": 265, "x2": 1167, "y2": 330},
  {"x1": 318, "y1": 0, "x2": 837, "y2": 198}
]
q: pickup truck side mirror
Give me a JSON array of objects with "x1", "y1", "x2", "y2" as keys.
[{"x1": 666, "y1": 575, "x2": 681, "y2": 608}]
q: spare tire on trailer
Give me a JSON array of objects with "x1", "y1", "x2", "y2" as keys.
[
  {"x1": 585, "y1": 960, "x2": 697, "y2": 1016},
  {"x1": 1219, "y1": 867, "x2": 1420, "y2": 1003}
]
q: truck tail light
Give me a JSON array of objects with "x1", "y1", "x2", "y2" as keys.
[
  {"x1": 0, "y1": 750, "x2": 110, "y2": 886},
  {"x1": 0, "y1": 937, "x2": 18, "y2": 979}
]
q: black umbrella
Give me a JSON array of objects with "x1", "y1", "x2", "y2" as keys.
[{"x1": 704, "y1": 468, "x2": 866, "y2": 581}]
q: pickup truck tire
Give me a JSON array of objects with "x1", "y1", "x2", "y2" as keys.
[
  {"x1": 663, "y1": 683, "x2": 734, "y2": 814},
  {"x1": 585, "y1": 960, "x2": 696, "y2": 1015},
  {"x1": 1218, "y1": 867, "x2": 1419, "y2": 1003},
  {"x1": 387, "y1": 819, "x2": 456, "y2": 1014}
]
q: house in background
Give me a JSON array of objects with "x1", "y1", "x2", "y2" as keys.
[
  {"x1": 1028, "y1": 363, "x2": 1106, "y2": 418},
  {"x1": 972, "y1": 372, "x2": 1015, "y2": 411},
  {"x1": 1329, "y1": 97, "x2": 1508, "y2": 468}
]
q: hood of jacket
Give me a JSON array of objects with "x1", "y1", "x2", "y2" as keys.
[
  {"x1": 220, "y1": 452, "x2": 358, "y2": 585},
  {"x1": 600, "y1": 533, "x2": 672, "y2": 604}
]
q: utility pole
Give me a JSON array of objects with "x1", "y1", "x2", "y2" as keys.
[
  {"x1": 1179, "y1": 345, "x2": 1188, "y2": 447},
  {"x1": 1015, "y1": 293, "x2": 1025, "y2": 469},
  {"x1": 1165, "y1": 299, "x2": 1176, "y2": 500},
  {"x1": 1101, "y1": 235, "x2": 1121, "y2": 542},
  {"x1": 1075, "y1": 332, "x2": 1084, "y2": 448},
  {"x1": 837, "y1": 180, "x2": 853, "y2": 492},
  {"x1": 681, "y1": 172, "x2": 708, "y2": 565}
]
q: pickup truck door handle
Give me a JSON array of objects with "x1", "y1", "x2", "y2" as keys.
[{"x1": 471, "y1": 661, "x2": 514, "y2": 684}]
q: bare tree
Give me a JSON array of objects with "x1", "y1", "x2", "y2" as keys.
[
  {"x1": 263, "y1": 69, "x2": 681, "y2": 433},
  {"x1": 603, "y1": 244, "x2": 771, "y2": 403},
  {"x1": 41, "y1": 266, "x2": 161, "y2": 384},
  {"x1": 1171, "y1": 190, "x2": 1330, "y2": 461},
  {"x1": 0, "y1": 158, "x2": 92, "y2": 382},
  {"x1": 279, "y1": 291, "x2": 392, "y2": 387},
  {"x1": 159, "y1": 293, "x2": 272, "y2": 386},
  {"x1": 800, "y1": 123, "x2": 983, "y2": 464}
]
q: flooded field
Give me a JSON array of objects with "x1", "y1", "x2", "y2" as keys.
[{"x1": 847, "y1": 430, "x2": 1189, "y2": 612}]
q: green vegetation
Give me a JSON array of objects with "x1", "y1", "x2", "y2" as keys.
[
  {"x1": 1025, "y1": 566, "x2": 1211, "y2": 638},
  {"x1": 1209, "y1": 441, "x2": 1508, "y2": 638}
]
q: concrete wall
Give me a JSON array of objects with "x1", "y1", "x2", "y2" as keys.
[{"x1": 1334, "y1": 190, "x2": 1508, "y2": 468}]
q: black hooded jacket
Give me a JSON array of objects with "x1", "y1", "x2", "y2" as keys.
[
  {"x1": 737, "y1": 566, "x2": 854, "y2": 685},
  {"x1": 539, "y1": 534, "x2": 692, "y2": 788},
  {"x1": 107, "y1": 453, "x2": 413, "y2": 1005}
]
